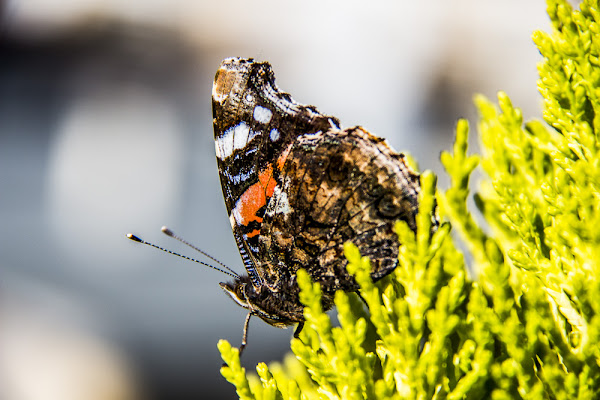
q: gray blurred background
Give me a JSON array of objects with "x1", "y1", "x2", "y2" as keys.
[{"x1": 0, "y1": 0, "x2": 555, "y2": 399}]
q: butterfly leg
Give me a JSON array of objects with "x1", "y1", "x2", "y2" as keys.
[
  {"x1": 293, "y1": 321, "x2": 304, "y2": 338},
  {"x1": 238, "y1": 312, "x2": 253, "y2": 358}
]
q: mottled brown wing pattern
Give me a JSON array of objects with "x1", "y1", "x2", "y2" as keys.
[{"x1": 258, "y1": 127, "x2": 422, "y2": 295}]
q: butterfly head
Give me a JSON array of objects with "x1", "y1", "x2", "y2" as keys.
[{"x1": 219, "y1": 275, "x2": 303, "y2": 328}]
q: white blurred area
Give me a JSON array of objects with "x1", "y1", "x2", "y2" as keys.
[
  {"x1": 0, "y1": 0, "x2": 555, "y2": 399},
  {"x1": 1, "y1": 299, "x2": 139, "y2": 400},
  {"x1": 47, "y1": 87, "x2": 185, "y2": 267}
]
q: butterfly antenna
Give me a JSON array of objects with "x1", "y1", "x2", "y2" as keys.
[
  {"x1": 126, "y1": 233, "x2": 239, "y2": 278},
  {"x1": 160, "y1": 226, "x2": 239, "y2": 277}
]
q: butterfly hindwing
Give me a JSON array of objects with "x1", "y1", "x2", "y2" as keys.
[{"x1": 258, "y1": 127, "x2": 422, "y2": 294}]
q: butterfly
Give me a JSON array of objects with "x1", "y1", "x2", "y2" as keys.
[{"x1": 213, "y1": 57, "x2": 433, "y2": 355}]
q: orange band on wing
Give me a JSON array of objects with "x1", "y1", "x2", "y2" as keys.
[
  {"x1": 233, "y1": 163, "x2": 278, "y2": 227},
  {"x1": 245, "y1": 229, "x2": 261, "y2": 238},
  {"x1": 258, "y1": 163, "x2": 277, "y2": 198},
  {"x1": 232, "y1": 146, "x2": 294, "y2": 228},
  {"x1": 234, "y1": 184, "x2": 266, "y2": 226}
]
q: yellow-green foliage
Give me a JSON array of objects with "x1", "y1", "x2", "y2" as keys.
[{"x1": 219, "y1": 0, "x2": 600, "y2": 398}]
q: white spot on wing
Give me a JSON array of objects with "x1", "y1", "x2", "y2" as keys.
[
  {"x1": 302, "y1": 131, "x2": 322, "y2": 140},
  {"x1": 276, "y1": 190, "x2": 291, "y2": 215},
  {"x1": 232, "y1": 122, "x2": 250, "y2": 150},
  {"x1": 217, "y1": 122, "x2": 253, "y2": 159},
  {"x1": 269, "y1": 128, "x2": 280, "y2": 141},
  {"x1": 253, "y1": 106, "x2": 273, "y2": 124},
  {"x1": 266, "y1": 185, "x2": 291, "y2": 217},
  {"x1": 216, "y1": 127, "x2": 235, "y2": 159},
  {"x1": 231, "y1": 201, "x2": 243, "y2": 226}
]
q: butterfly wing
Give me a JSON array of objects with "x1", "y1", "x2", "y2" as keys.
[
  {"x1": 258, "y1": 126, "x2": 427, "y2": 294},
  {"x1": 212, "y1": 58, "x2": 339, "y2": 285}
]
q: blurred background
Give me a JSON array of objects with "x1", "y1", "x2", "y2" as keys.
[{"x1": 0, "y1": 0, "x2": 558, "y2": 398}]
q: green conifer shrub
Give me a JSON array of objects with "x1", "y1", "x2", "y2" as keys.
[{"x1": 219, "y1": 0, "x2": 600, "y2": 398}]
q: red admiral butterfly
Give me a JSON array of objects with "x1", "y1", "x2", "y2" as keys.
[{"x1": 213, "y1": 58, "x2": 432, "y2": 354}]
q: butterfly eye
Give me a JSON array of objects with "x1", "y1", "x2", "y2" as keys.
[{"x1": 236, "y1": 283, "x2": 246, "y2": 299}]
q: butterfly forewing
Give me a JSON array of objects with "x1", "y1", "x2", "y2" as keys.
[{"x1": 212, "y1": 58, "x2": 339, "y2": 283}]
